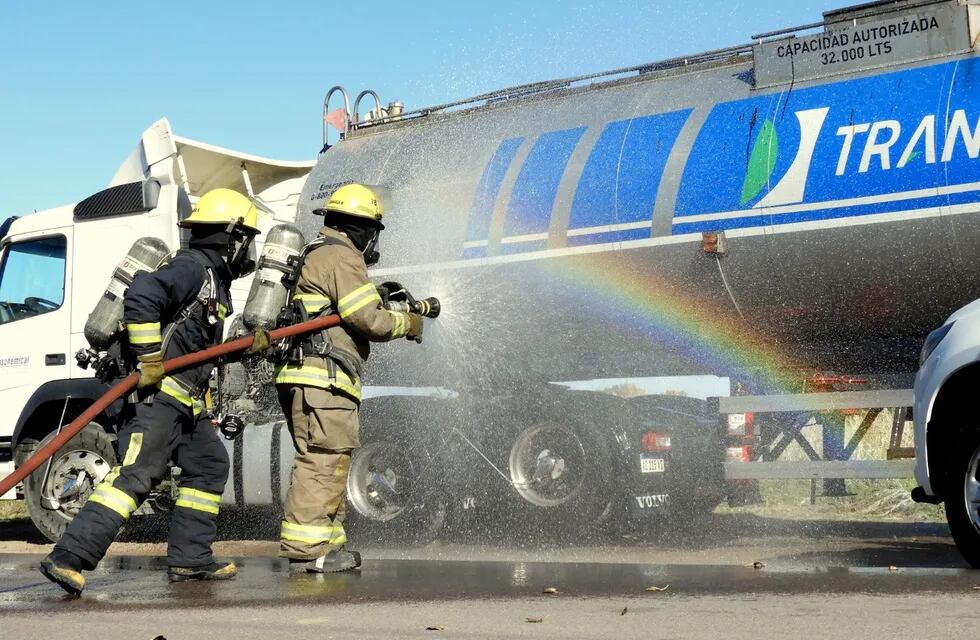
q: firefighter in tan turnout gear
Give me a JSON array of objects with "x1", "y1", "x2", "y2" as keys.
[{"x1": 275, "y1": 183, "x2": 423, "y2": 573}]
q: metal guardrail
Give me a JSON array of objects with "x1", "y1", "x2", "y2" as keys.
[
  {"x1": 718, "y1": 389, "x2": 916, "y2": 481},
  {"x1": 724, "y1": 459, "x2": 915, "y2": 480},
  {"x1": 718, "y1": 389, "x2": 914, "y2": 414}
]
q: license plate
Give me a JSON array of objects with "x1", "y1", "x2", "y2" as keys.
[{"x1": 640, "y1": 455, "x2": 665, "y2": 473}]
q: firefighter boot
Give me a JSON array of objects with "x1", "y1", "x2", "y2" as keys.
[
  {"x1": 288, "y1": 550, "x2": 362, "y2": 574},
  {"x1": 39, "y1": 550, "x2": 86, "y2": 596},
  {"x1": 167, "y1": 561, "x2": 238, "y2": 582}
]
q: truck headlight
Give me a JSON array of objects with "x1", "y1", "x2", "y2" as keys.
[{"x1": 920, "y1": 322, "x2": 953, "y2": 365}]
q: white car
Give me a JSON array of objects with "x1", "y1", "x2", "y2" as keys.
[{"x1": 914, "y1": 298, "x2": 980, "y2": 567}]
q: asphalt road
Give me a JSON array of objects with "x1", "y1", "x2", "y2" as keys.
[{"x1": 1, "y1": 517, "x2": 978, "y2": 639}]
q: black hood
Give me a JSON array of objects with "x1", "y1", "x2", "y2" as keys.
[{"x1": 184, "y1": 245, "x2": 233, "y2": 283}]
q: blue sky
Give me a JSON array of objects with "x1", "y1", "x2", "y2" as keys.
[{"x1": 0, "y1": 0, "x2": 833, "y2": 217}]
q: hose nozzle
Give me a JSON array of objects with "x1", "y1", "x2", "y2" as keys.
[
  {"x1": 386, "y1": 297, "x2": 441, "y2": 318},
  {"x1": 415, "y1": 297, "x2": 441, "y2": 318}
]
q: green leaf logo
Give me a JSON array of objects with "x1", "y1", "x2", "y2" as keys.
[{"x1": 740, "y1": 119, "x2": 778, "y2": 206}]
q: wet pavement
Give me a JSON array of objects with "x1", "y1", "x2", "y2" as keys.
[
  {"x1": 1, "y1": 518, "x2": 977, "y2": 638},
  {"x1": 2, "y1": 552, "x2": 980, "y2": 640},
  {"x1": 1, "y1": 553, "x2": 980, "y2": 613}
]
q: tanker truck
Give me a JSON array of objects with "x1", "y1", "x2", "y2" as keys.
[
  {"x1": 209, "y1": 0, "x2": 980, "y2": 544},
  {"x1": 294, "y1": 0, "x2": 980, "y2": 543},
  {"x1": 3, "y1": 0, "x2": 980, "y2": 548}
]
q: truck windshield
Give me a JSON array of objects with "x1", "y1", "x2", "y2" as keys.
[{"x1": 0, "y1": 235, "x2": 67, "y2": 325}]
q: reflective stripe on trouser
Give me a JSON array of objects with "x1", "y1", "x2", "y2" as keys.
[
  {"x1": 175, "y1": 487, "x2": 222, "y2": 515},
  {"x1": 280, "y1": 521, "x2": 347, "y2": 546},
  {"x1": 55, "y1": 396, "x2": 229, "y2": 570},
  {"x1": 277, "y1": 385, "x2": 356, "y2": 559},
  {"x1": 156, "y1": 376, "x2": 206, "y2": 416},
  {"x1": 87, "y1": 483, "x2": 138, "y2": 519},
  {"x1": 273, "y1": 363, "x2": 361, "y2": 402}
]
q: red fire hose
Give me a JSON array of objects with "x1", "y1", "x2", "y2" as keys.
[{"x1": 0, "y1": 314, "x2": 342, "y2": 498}]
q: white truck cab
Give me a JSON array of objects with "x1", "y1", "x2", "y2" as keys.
[
  {"x1": 0, "y1": 118, "x2": 311, "y2": 538},
  {"x1": 914, "y1": 298, "x2": 980, "y2": 567}
]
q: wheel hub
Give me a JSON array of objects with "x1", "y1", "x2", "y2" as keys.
[
  {"x1": 509, "y1": 424, "x2": 586, "y2": 508},
  {"x1": 49, "y1": 450, "x2": 111, "y2": 516},
  {"x1": 532, "y1": 449, "x2": 565, "y2": 482},
  {"x1": 348, "y1": 442, "x2": 415, "y2": 522}
]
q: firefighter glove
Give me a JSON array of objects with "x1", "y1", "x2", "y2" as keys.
[
  {"x1": 245, "y1": 329, "x2": 272, "y2": 355},
  {"x1": 406, "y1": 313, "x2": 424, "y2": 343},
  {"x1": 137, "y1": 353, "x2": 165, "y2": 389}
]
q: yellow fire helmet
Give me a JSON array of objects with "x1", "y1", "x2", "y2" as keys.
[
  {"x1": 179, "y1": 188, "x2": 260, "y2": 234},
  {"x1": 324, "y1": 183, "x2": 384, "y2": 226}
]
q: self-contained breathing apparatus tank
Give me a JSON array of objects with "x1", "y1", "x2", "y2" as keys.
[
  {"x1": 83, "y1": 237, "x2": 170, "y2": 350},
  {"x1": 242, "y1": 223, "x2": 306, "y2": 331}
]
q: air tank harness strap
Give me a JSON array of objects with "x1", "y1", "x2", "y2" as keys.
[
  {"x1": 286, "y1": 295, "x2": 365, "y2": 382},
  {"x1": 133, "y1": 251, "x2": 218, "y2": 408},
  {"x1": 276, "y1": 234, "x2": 366, "y2": 385}
]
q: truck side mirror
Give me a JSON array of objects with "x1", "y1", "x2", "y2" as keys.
[{"x1": 142, "y1": 179, "x2": 161, "y2": 211}]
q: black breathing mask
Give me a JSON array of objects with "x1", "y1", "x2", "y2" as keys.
[
  {"x1": 362, "y1": 233, "x2": 381, "y2": 266},
  {"x1": 335, "y1": 219, "x2": 382, "y2": 266},
  {"x1": 226, "y1": 223, "x2": 257, "y2": 278}
]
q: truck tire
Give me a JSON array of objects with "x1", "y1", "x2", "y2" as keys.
[
  {"x1": 22, "y1": 424, "x2": 117, "y2": 542},
  {"x1": 501, "y1": 390, "x2": 618, "y2": 541},
  {"x1": 944, "y1": 429, "x2": 980, "y2": 568},
  {"x1": 344, "y1": 397, "x2": 449, "y2": 545}
]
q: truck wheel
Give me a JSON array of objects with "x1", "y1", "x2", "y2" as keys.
[
  {"x1": 503, "y1": 392, "x2": 616, "y2": 540},
  {"x1": 944, "y1": 430, "x2": 980, "y2": 568},
  {"x1": 346, "y1": 440, "x2": 448, "y2": 545},
  {"x1": 344, "y1": 397, "x2": 450, "y2": 545},
  {"x1": 22, "y1": 424, "x2": 116, "y2": 542}
]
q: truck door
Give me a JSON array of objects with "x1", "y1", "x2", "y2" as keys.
[{"x1": 0, "y1": 228, "x2": 73, "y2": 442}]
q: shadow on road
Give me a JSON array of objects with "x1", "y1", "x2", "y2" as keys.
[{"x1": 0, "y1": 518, "x2": 47, "y2": 544}]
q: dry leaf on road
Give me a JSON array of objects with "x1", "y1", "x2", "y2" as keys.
[
  {"x1": 645, "y1": 585, "x2": 669, "y2": 592},
  {"x1": 526, "y1": 617, "x2": 544, "y2": 623}
]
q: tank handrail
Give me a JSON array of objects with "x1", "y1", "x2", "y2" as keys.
[
  {"x1": 750, "y1": 20, "x2": 825, "y2": 41},
  {"x1": 323, "y1": 86, "x2": 351, "y2": 145},
  {"x1": 352, "y1": 89, "x2": 383, "y2": 128},
  {"x1": 353, "y1": 42, "x2": 753, "y2": 130}
]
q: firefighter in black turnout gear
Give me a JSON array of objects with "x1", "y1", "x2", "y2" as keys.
[{"x1": 40, "y1": 189, "x2": 268, "y2": 596}]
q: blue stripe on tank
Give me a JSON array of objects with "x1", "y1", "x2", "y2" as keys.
[
  {"x1": 504, "y1": 127, "x2": 586, "y2": 238},
  {"x1": 464, "y1": 137, "x2": 524, "y2": 247},
  {"x1": 569, "y1": 110, "x2": 690, "y2": 235}
]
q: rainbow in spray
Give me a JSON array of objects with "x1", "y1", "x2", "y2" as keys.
[{"x1": 537, "y1": 250, "x2": 806, "y2": 394}]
